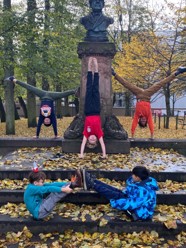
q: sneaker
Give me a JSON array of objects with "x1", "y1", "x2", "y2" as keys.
[
  {"x1": 82, "y1": 168, "x2": 95, "y2": 190},
  {"x1": 5, "y1": 76, "x2": 15, "y2": 81},
  {"x1": 70, "y1": 169, "x2": 83, "y2": 189},
  {"x1": 175, "y1": 67, "x2": 186, "y2": 76},
  {"x1": 111, "y1": 67, "x2": 116, "y2": 76},
  {"x1": 126, "y1": 210, "x2": 139, "y2": 221}
]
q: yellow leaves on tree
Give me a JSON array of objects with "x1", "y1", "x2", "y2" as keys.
[{"x1": 112, "y1": 32, "x2": 179, "y2": 93}]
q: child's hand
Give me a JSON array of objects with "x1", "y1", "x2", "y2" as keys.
[
  {"x1": 100, "y1": 154, "x2": 107, "y2": 159},
  {"x1": 61, "y1": 185, "x2": 73, "y2": 194},
  {"x1": 79, "y1": 154, "x2": 84, "y2": 159}
]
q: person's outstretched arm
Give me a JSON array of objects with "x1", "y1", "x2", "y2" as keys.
[
  {"x1": 50, "y1": 113, "x2": 58, "y2": 138},
  {"x1": 147, "y1": 114, "x2": 154, "y2": 139},
  {"x1": 131, "y1": 112, "x2": 138, "y2": 138},
  {"x1": 99, "y1": 137, "x2": 106, "y2": 158},
  {"x1": 79, "y1": 135, "x2": 87, "y2": 158},
  {"x1": 35, "y1": 116, "x2": 43, "y2": 138}
]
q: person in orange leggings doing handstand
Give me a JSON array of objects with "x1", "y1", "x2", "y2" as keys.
[{"x1": 112, "y1": 67, "x2": 186, "y2": 139}]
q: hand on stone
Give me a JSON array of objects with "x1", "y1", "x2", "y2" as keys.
[
  {"x1": 99, "y1": 155, "x2": 107, "y2": 160},
  {"x1": 79, "y1": 154, "x2": 84, "y2": 159}
]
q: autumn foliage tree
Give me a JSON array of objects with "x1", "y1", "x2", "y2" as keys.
[{"x1": 113, "y1": 1, "x2": 186, "y2": 127}]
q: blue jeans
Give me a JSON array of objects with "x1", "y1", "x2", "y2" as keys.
[
  {"x1": 84, "y1": 72, "x2": 100, "y2": 116},
  {"x1": 93, "y1": 180, "x2": 126, "y2": 200}
]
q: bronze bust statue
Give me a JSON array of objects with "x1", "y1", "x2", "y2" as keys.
[{"x1": 80, "y1": 0, "x2": 114, "y2": 42}]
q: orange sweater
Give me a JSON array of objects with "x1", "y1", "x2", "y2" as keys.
[{"x1": 131, "y1": 101, "x2": 154, "y2": 135}]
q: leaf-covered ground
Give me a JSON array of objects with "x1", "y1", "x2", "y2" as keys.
[
  {"x1": 0, "y1": 226, "x2": 185, "y2": 248},
  {"x1": 0, "y1": 116, "x2": 185, "y2": 139},
  {"x1": 0, "y1": 201, "x2": 185, "y2": 225},
  {"x1": 0, "y1": 117, "x2": 185, "y2": 247},
  {"x1": 0, "y1": 201, "x2": 185, "y2": 247},
  {"x1": 1, "y1": 146, "x2": 185, "y2": 172},
  {"x1": 0, "y1": 203, "x2": 186, "y2": 248}
]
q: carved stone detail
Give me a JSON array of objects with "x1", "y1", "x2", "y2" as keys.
[{"x1": 104, "y1": 115, "x2": 128, "y2": 140}]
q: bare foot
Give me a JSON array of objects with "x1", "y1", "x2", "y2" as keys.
[
  {"x1": 92, "y1": 57, "x2": 98, "y2": 72},
  {"x1": 88, "y1": 57, "x2": 94, "y2": 71}
]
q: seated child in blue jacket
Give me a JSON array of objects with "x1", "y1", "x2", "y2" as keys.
[
  {"x1": 83, "y1": 166, "x2": 158, "y2": 221},
  {"x1": 24, "y1": 167, "x2": 82, "y2": 220}
]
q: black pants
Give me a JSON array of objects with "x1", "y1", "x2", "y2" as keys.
[{"x1": 84, "y1": 72, "x2": 100, "y2": 116}]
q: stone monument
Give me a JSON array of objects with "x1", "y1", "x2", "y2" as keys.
[{"x1": 63, "y1": 0, "x2": 129, "y2": 154}]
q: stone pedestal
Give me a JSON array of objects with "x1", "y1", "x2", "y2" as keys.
[
  {"x1": 62, "y1": 139, "x2": 130, "y2": 154},
  {"x1": 77, "y1": 42, "x2": 116, "y2": 123}
]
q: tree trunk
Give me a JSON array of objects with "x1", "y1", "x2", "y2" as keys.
[
  {"x1": 14, "y1": 102, "x2": 20, "y2": 120},
  {"x1": 171, "y1": 93, "x2": 175, "y2": 116},
  {"x1": 27, "y1": 0, "x2": 37, "y2": 127},
  {"x1": 27, "y1": 75, "x2": 37, "y2": 127},
  {"x1": 42, "y1": 0, "x2": 50, "y2": 91},
  {"x1": 0, "y1": 97, "x2": 6, "y2": 122},
  {"x1": 164, "y1": 83, "x2": 171, "y2": 129},
  {"x1": 64, "y1": 97, "x2": 70, "y2": 117},
  {"x1": 124, "y1": 90, "x2": 133, "y2": 116},
  {"x1": 55, "y1": 85, "x2": 63, "y2": 118},
  {"x1": 3, "y1": 0, "x2": 15, "y2": 134},
  {"x1": 18, "y1": 96, "x2": 28, "y2": 118}
]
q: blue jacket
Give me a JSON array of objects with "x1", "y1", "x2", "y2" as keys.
[
  {"x1": 24, "y1": 182, "x2": 67, "y2": 219},
  {"x1": 110, "y1": 176, "x2": 159, "y2": 220}
]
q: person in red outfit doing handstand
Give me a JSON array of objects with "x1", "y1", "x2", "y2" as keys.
[
  {"x1": 112, "y1": 67, "x2": 186, "y2": 139},
  {"x1": 79, "y1": 57, "x2": 106, "y2": 158}
]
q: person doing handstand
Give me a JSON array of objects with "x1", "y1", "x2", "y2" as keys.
[
  {"x1": 79, "y1": 57, "x2": 106, "y2": 158},
  {"x1": 6, "y1": 76, "x2": 75, "y2": 138},
  {"x1": 112, "y1": 67, "x2": 186, "y2": 139}
]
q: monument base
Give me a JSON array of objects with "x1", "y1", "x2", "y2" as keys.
[{"x1": 62, "y1": 139, "x2": 130, "y2": 154}]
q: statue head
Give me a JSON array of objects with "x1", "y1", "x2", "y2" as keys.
[{"x1": 89, "y1": 0, "x2": 105, "y2": 12}]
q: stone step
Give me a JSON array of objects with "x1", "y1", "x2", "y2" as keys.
[
  {"x1": 0, "y1": 170, "x2": 185, "y2": 181},
  {"x1": 62, "y1": 139, "x2": 130, "y2": 154},
  {"x1": 0, "y1": 137, "x2": 186, "y2": 156},
  {"x1": 0, "y1": 214, "x2": 185, "y2": 236},
  {"x1": 0, "y1": 190, "x2": 185, "y2": 206}
]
